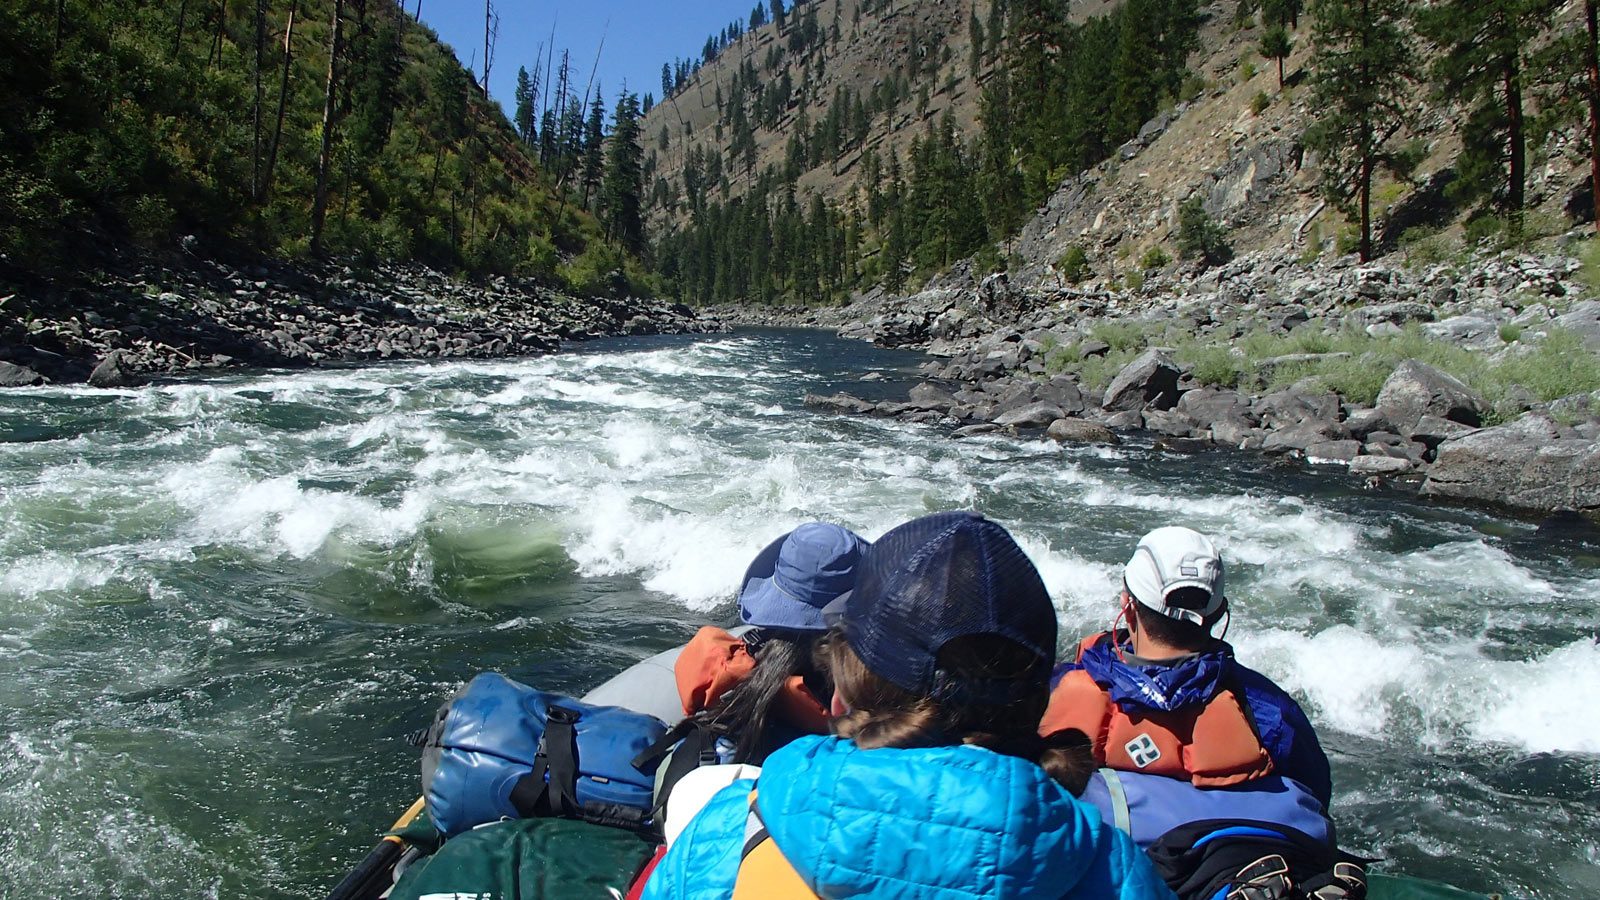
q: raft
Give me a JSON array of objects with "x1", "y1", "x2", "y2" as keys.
[{"x1": 327, "y1": 640, "x2": 1500, "y2": 900}]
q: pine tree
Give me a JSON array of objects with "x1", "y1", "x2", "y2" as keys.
[
  {"x1": 1262, "y1": 0, "x2": 1304, "y2": 28},
  {"x1": 1305, "y1": 0, "x2": 1416, "y2": 261},
  {"x1": 1260, "y1": 24, "x2": 1292, "y2": 89},
  {"x1": 1418, "y1": 0, "x2": 1559, "y2": 226},
  {"x1": 513, "y1": 66, "x2": 535, "y2": 143},
  {"x1": 581, "y1": 88, "x2": 605, "y2": 208},
  {"x1": 601, "y1": 91, "x2": 645, "y2": 251},
  {"x1": 771, "y1": 0, "x2": 786, "y2": 31}
]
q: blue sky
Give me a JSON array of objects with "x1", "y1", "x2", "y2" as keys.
[{"x1": 420, "y1": 1, "x2": 758, "y2": 120}]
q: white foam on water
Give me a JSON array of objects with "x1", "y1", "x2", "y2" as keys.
[
  {"x1": 0, "y1": 552, "x2": 124, "y2": 602},
  {"x1": 1236, "y1": 627, "x2": 1600, "y2": 754}
]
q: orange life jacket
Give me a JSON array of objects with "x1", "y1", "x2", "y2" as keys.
[
  {"x1": 730, "y1": 789, "x2": 815, "y2": 899},
  {"x1": 673, "y1": 627, "x2": 830, "y2": 735},
  {"x1": 1039, "y1": 634, "x2": 1275, "y2": 789}
]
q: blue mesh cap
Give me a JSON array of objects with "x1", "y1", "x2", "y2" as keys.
[{"x1": 823, "y1": 511, "x2": 1057, "y2": 700}]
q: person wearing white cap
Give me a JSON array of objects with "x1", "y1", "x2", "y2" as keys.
[{"x1": 1040, "y1": 526, "x2": 1332, "y2": 810}]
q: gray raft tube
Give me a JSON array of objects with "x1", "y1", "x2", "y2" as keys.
[{"x1": 579, "y1": 626, "x2": 753, "y2": 726}]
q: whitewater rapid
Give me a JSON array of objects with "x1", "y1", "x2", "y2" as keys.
[{"x1": 0, "y1": 330, "x2": 1596, "y2": 898}]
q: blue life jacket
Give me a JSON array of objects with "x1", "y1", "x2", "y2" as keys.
[
  {"x1": 1082, "y1": 768, "x2": 1331, "y2": 851},
  {"x1": 420, "y1": 672, "x2": 668, "y2": 837}
]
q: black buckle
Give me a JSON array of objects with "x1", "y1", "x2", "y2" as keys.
[{"x1": 547, "y1": 706, "x2": 581, "y2": 725}]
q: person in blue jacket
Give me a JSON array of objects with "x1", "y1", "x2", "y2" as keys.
[{"x1": 643, "y1": 511, "x2": 1176, "y2": 900}]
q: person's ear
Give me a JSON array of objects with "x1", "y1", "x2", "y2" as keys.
[{"x1": 830, "y1": 688, "x2": 850, "y2": 718}]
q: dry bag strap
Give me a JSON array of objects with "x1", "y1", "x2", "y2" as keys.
[
  {"x1": 730, "y1": 790, "x2": 815, "y2": 900},
  {"x1": 509, "y1": 705, "x2": 583, "y2": 818},
  {"x1": 647, "y1": 721, "x2": 721, "y2": 815}
]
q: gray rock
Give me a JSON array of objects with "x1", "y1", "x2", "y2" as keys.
[
  {"x1": 1410, "y1": 415, "x2": 1480, "y2": 447},
  {"x1": 1257, "y1": 352, "x2": 1352, "y2": 379},
  {"x1": 1554, "y1": 300, "x2": 1600, "y2": 351},
  {"x1": 1349, "y1": 301, "x2": 1435, "y2": 329},
  {"x1": 1349, "y1": 455, "x2": 1414, "y2": 476},
  {"x1": 1262, "y1": 422, "x2": 1338, "y2": 453},
  {"x1": 1103, "y1": 409, "x2": 1145, "y2": 430},
  {"x1": 1101, "y1": 349, "x2": 1181, "y2": 412},
  {"x1": 953, "y1": 423, "x2": 1001, "y2": 438},
  {"x1": 1034, "y1": 376, "x2": 1087, "y2": 415},
  {"x1": 88, "y1": 351, "x2": 137, "y2": 388},
  {"x1": 804, "y1": 392, "x2": 877, "y2": 415},
  {"x1": 1211, "y1": 420, "x2": 1262, "y2": 447},
  {"x1": 1375, "y1": 359, "x2": 1485, "y2": 430},
  {"x1": 1305, "y1": 440, "x2": 1362, "y2": 462},
  {"x1": 1046, "y1": 418, "x2": 1121, "y2": 445},
  {"x1": 1143, "y1": 408, "x2": 1199, "y2": 437},
  {"x1": 1079, "y1": 340, "x2": 1111, "y2": 360},
  {"x1": 1422, "y1": 413, "x2": 1600, "y2": 513},
  {"x1": 1423, "y1": 315, "x2": 1504, "y2": 351},
  {"x1": 1343, "y1": 408, "x2": 1396, "y2": 440},
  {"x1": 908, "y1": 382, "x2": 958, "y2": 411},
  {"x1": 994, "y1": 402, "x2": 1067, "y2": 428},
  {"x1": 0, "y1": 361, "x2": 45, "y2": 387},
  {"x1": 1177, "y1": 388, "x2": 1255, "y2": 425},
  {"x1": 1255, "y1": 389, "x2": 1342, "y2": 430}
]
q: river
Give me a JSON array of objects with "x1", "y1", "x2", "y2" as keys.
[{"x1": 0, "y1": 329, "x2": 1596, "y2": 899}]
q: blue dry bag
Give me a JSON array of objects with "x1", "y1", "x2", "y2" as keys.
[{"x1": 419, "y1": 672, "x2": 669, "y2": 837}]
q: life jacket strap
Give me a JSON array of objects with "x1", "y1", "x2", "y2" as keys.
[
  {"x1": 730, "y1": 789, "x2": 816, "y2": 900},
  {"x1": 1099, "y1": 767, "x2": 1133, "y2": 834}
]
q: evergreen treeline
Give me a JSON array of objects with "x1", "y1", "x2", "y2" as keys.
[
  {"x1": 653, "y1": 0, "x2": 1203, "y2": 306},
  {"x1": 0, "y1": 0, "x2": 649, "y2": 290}
]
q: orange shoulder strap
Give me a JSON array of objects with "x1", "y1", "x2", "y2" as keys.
[
  {"x1": 1183, "y1": 689, "x2": 1275, "y2": 786},
  {"x1": 674, "y1": 627, "x2": 756, "y2": 716},
  {"x1": 730, "y1": 790, "x2": 816, "y2": 900}
]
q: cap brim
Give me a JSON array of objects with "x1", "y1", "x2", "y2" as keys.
[{"x1": 821, "y1": 591, "x2": 853, "y2": 628}]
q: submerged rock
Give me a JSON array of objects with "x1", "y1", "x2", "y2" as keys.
[
  {"x1": 88, "y1": 350, "x2": 138, "y2": 388},
  {"x1": 1046, "y1": 418, "x2": 1120, "y2": 445}
]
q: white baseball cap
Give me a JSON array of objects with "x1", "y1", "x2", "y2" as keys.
[{"x1": 1123, "y1": 526, "x2": 1226, "y2": 627}]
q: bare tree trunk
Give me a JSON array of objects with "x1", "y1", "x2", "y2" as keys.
[
  {"x1": 310, "y1": 0, "x2": 346, "y2": 257},
  {"x1": 482, "y1": 0, "x2": 494, "y2": 93},
  {"x1": 252, "y1": 0, "x2": 264, "y2": 201},
  {"x1": 174, "y1": 0, "x2": 190, "y2": 57},
  {"x1": 208, "y1": 0, "x2": 226, "y2": 69},
  {"x1": 1277, "y1": 55, "x2": 1284, "y2": 90},
  {"x1": 262, "y1": 1, "x2": 297, "y2": 203},
  {"x1": 1504, "y1": 52, "x2": 1525, "y2": 230},
  {"x1": 414, "y1": 0, "x2": 421, "y2": 20},
  {"x1": 1586, "y1": 0, "x2": 1600, "y2": 225}
]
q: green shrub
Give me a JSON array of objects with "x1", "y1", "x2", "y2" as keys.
[
  {"x1": 1126, "y1": 270, "x2": 1146, "y2": 290},
  {"x1": 1240, "y1": 60, "x2": 1258, "y2": 81},
  {"x1": 1184, "y1": 345, "x2": 1248, "y2": 388},
  {"x1": 1498, "y1": 323, "x2": 1522, "y2": 344},
  {"x1": 1464, "y1": 213, "x2": 1506, "y2": 246},
  {"x1": 1091, "y1": 321, "x2": 1148, "y2": 352},
  {"x1": 1179, "y1": 73, "x2": 1207, "y2": 103},
  {"x1": 1058, "y1": 245, "x2": 1092, "y2": 283},
  {"x1": 1578, "y1": 238, "x2": 1600, "y2": 298},
  {"x1": 560, "y1": 241, "x2": 629, "y2": 297},
  {"x1": 1177, "y1": 198, "x2": 1233, "y2": 266},
  {"x1": 1140, "y1": 246, "x2": 1172, "y2": 270},
  {"x1": 1334, "y1": 225, "x2": 1362, "y2": 256},
  {"x1": 1250, "y1": 91, "x2": 1270, "y2": 115}
]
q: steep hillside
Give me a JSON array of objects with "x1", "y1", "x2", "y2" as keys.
[
  {"x1": 643, "y1": 0, "x2": 1594, "y2": 306},
  {"x1": 0, "y1": 0, "x2": 637, "y2": 287},
  {"x1": 642, "y1": 0, "x2": 992, "y2": 229}
]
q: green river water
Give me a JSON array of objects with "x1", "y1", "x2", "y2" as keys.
[{"x1": 0, "y1": 329, "x2": 1596, "y2": 898}]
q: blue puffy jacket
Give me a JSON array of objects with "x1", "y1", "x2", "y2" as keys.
[
  {"x1": 643, "y1": 734, "x2": 1176, "y2": 900},
  {"x1": 1057, "y1": 633, "x2": 1332, "y2": 809}
]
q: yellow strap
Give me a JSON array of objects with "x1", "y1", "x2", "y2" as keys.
[{"x1": 730, "y1": 790, "x2": 815, "y2": 900}]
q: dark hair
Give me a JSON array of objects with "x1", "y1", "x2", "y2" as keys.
[
  {"x1": 827, "y1": 630, "x2": 1096, "y2": 795},
  {"x1": 1129, "y1": 587, "x2": 1216, "y2": 650},
  {"x1": 696, "y1": 628, "x2": 830, "y2": 765}
]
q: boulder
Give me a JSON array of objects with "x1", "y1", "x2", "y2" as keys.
[
  {"x1": 1142, "y1": 408, "x2": 1199, "y2": 437},
  {"x1": 1375, "y1": 359, "x2": 1484, "y2": 431},
  {"x1": 1177, "y1": 388, "x2": 1256, "y2": 435},
  {"x1": 1305, "y1": 440, "x2": 1362, "y2": 463},
  {"x1": 1409, "y1": 415, "x2": 1479, "y2": 448},
  {"x1": 0, "y1": 361, "x2": 45, "y2": 387},
  {"x1": 1254, "y1": 389, "x2": 1342, "y2": 430},
  {"x1": 907, "y1": 382, "x2": 959, "y2": 411},
  {"x1": 1262, "y1": 422, "x2": 1338, "y2": 454},
  {"x1": 1034, "y1": 376, "x2": 1087, "y2": 416},
  {"x1": 1047, "y1": 418, "x2": 1121, "y2": 445},
  {"x1": 1423, "y1": 315, "x2": 1503, "y2": 352},
  {"x1": 88, "y1": 350, "x2": 138, "y2": 388},
  {"x1": 993, "y1": 402, "x2": 1067, "y2": 428},
  {"x1": 1554, "y1": 300, "x2": 1600, "y2": 352},
  {"x1": 1348, "y1": 301, "x2": 1435, "y2": 329},
  {"x1": 1349, "y1": 455, "x2": 1414, "y2": 476},
  {"x1": 1101, "y1": 349, "x2": 1181, "y2": 412},
  {"x1": 1210, "y1": 420, "x2": 1262, "y2": 448},
  {"x1": 953, "y1": 423, "x2": 1001, "y2": 438},
  {"x1": 804, "y1": 392, "x2": 877, "y2": 415},
  {"x1": 1422, "y1": 413, "x2": 1600, "y2": 514}
]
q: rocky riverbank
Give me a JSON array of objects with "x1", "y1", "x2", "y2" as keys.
[
  {"x1": 0, "y1": 256, "x2": 725, "y2": 388},
  {"x1": 721, "y1": 248, "x2": 1600, "y2": 518}
]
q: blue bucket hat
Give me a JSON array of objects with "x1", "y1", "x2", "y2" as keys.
[
  {"x1": 738, "y1": 522, "x2": 869, "y2": 631},
  {"x1": 823, "y1": 511, "x2": 1056, "y2": 700}
]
